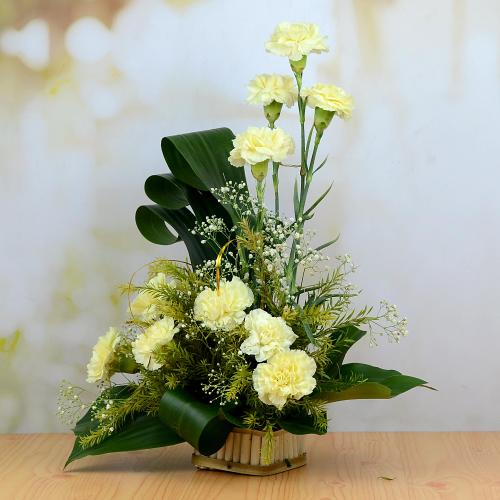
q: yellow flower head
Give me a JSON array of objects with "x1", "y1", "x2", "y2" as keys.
[
  {"x1": 247, "y1": 74, "x2": 297, "y2": 108},
  {"x1": 132, "y1": 317, "x2": 179, "y2": 370},
  {"x1": 86, "y1": 327, "x2": 120, "y2": 383},
  {"x1": 252, "y1": 350, "x2": 317, "y2": 410},
  {"x1": 228, "y1": 127, "x2": 294, "y2": 168},
  {"x1": 240, "y1": 309, "x2": 297, "y2": 362},
  {"x1": 193, "y1": 277, "x2": 254, "y2": 331},
  {"x1": 266, "y1": 22, "x2": 328, "y2": 61},
  {"x1": 301, "y1": 83, "x2": 354, "y2": 119},
  {"x1": 129, "y1": 272, "x2": 169, "y2": 322}
]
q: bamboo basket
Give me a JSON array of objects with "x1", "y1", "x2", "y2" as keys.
[{"x1": 192, "y1": 428, "x2": 307, "y2": 476}]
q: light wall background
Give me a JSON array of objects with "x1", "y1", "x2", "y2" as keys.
[{"x1": 1, "y1": 0, "x2": 499, "y2": 433}]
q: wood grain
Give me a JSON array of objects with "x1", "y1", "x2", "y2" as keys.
[{"x1": 1, "y1": 432, "x2": 499, "y2": 499}]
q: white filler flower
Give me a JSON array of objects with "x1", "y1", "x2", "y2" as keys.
[
  {"x1": 266, "y1": 22, "x2": 328, "y2": 61},
  {"x1": 86, "y1": 327, "x2": 120, "y2": 383},
  {"x1": 193, "y1": 276, "x2": 254, "y2": 331},
  {"x1": 129, "y1": 272, "x2": 168, "y2": 322},
  {"x1": 132, "y1": 317, "x2": 179, "y2": 370},
  {"x1": 228, "y1": 127, "x2": 294, "y2": 167},
  {"x1": 240, "y1": 309, "x2": 297, "y2": 362},
  {"x1": 247, "y1": 74, "x2": 297, "y2": 107},
  {"x1": 252, "y1": 350, "x2": 317, "y2": 410}
]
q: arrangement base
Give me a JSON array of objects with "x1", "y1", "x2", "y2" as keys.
[{"x1": 192, "y1": 453, "x2": 307, "y2": 476}]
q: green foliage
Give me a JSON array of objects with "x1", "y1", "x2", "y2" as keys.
[
  {"x1": 158, "y1": 388, "x2": 232, "y2": 456},
  {"x1": 314, "y1": 363, "x2": 429, "y2": 403},
  {"x1": 136, "y1": 128, "x2": 248, "y2": 267},
  {"x1": 66, "y1": 414, "x2": 184, "y2": 467}
]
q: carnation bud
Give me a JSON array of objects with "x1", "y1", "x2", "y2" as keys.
[
  {"x1": 251, "y1": 160, "x2": 269, "y2": 181},
  {"x1": 264, "y1": 100, "x2": 283, "y2": 128},
  {"x1": 289, "y1": 55, "x2": 307, "y2": 75},
  {"x1": 313, "y1": 107, "x2": 335, "y2": 134}
]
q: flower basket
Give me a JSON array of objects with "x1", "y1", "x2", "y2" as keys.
[{"x1": 192, "y1": 428, "x2": 306, "y2": 476}]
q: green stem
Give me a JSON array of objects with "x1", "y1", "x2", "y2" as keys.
[
  {"x1": 286, "y1": 132, "x2": 322, "y2": 295},
  {"x1": 272, "y1": 162, "x2": 279, "y2": 214},
  {"x1": 294, "y1": 73, "x2": 307, "y2": 200},
  {"x1": 305, "y1": 124, "x2": 315, "y2": 162},
  {"x1": 256, "y1": 178, "x2": 266, "y2": 231},
  {"x1": 267, "y1": 121, "x2": 280, "y2": 216}
]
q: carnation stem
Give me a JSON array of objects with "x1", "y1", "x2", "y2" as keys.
[
  {"x1": 287, "y1": 132, "x2": 322, "y2": 295},
  {"x1": 256, "y1": 178, "x2": 266, "y2": 231},
  {"x1": 267, "y1": 122, "x2": 280, "y2": 216},
  {"x1": 272, "y1": 162, "x2": 280, "y2": 214},
  {"x1": 293, "y1": 72, "x2": 307, "y2": 195}
]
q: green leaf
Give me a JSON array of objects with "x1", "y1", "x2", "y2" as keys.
[
  {"x1": 314, "y1": 234, "x2": 340, "y2": 252},
  {"x1": 302, "y1": 319, "x2": 316, "y2": 345},
  {"x1": 144, "y1": 173, "x2": 189, "y2": 209},
  {"x1": 303, "y1": 183, "x2": 333, "y2": 217},
  {"x1": 315, "y1": 363, "x2": 429, "y2": 403},
  {"x1": 313, "y1": 156, "x2": 328, "y2": 174},
  {"x1": 136, "y1": 128, "x2": 248, "y2": 264},
  {"x1": 135, "y1": 205, "x2": 180, "y2": 246},
  {"x1": 158, "y1": 388, "x2": 232, "y2": 456},
  {"x1": 279, "y1": 414, "x2": 326, "y2": 435},
  {"x1": 65, "y1": 415, "x2": 184, "y2": 467},
  {"x1": 340, "y1": 363, "x2": 404, "y2": 383},
  {"x1": 324, "y1": 326, "x2": 367, "y2": 379},
  {"x1": 73, "y1": 385, "x2": 135, "y2": 437},
  {"x1": 221, "y1": 408, "x2": 246, "y2": 428},
  {"x1": 161, "y1": 128, "x2": 245, "y2": 191},
  {"x1": 315, "y1": 381, "x2": 392, "y2": 402}
]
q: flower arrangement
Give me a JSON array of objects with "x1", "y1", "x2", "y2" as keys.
[{"x1": 61, "y1": 22, "x2": 429, "y2": 472}]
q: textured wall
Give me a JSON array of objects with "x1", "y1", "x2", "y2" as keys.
[{"x1": 1, "y1": 0, "x2": 499, "y2": 432}]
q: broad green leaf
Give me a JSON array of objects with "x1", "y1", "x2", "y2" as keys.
[
  {"x1": 73, "y1": 385, "x2": 135, "y2": 437},
  {"x1": 325, "y1": 326, "x2": 367, "y2": 377},
  {"x1": 315, "y1": 381, "x2": 392, "y2": 402},
  {"x1": 137, "y1": 128, "x2": 248, "y2": 263},
  {"x1": 65, "y1": 415, "x2": 183, "y2": 467},
  {"x1": 316, "y1": 363, "x2": 429, "y2": 403},
  {"x1": 279, "y1": 414, "x2": 326, "y2": 435},
  {"x1": 135, "y1": 205, "x2": 180, "y2": 246},
  {"x1": 161, "y1": 128, "x2": 246, "y2": 191},
  {"x1": 340, "y1": 363, "x2": 403, "y2": 382},
  {"x1": 159, "y1": 388, "x2": 232, "y2": 456},
  {"x1": 221, "y1": 408, "x2": 246, "y2": 428},
  {"x1": 136, "y1": 205, "x2": 212, "y2": 268},
  {"x1": 144, "y1": 173, "x2": 189, "y2": 209}
]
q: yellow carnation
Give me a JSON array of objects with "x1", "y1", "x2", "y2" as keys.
[
  {"x1": 240, "y1": 309, "x2": 297, "y2": 362},
  {"x1": 301, "y1": 83, "x2": 354, "y2": 119},
  {"x1": 193, "y1": 277, "x2": 254, "y2": 331},
  {"x1": 132, "y1": 317, "x2": 179, "y2": 370},
  {"x1": 247, "y1": 74, "x2": 297, "y2": 107},
  {"x1": 266, "y1": 22, "x2": 328, "y2": 61},
  {"x1": 129, "y1": 272, "x2": 168, "y2": 322},
  {"x1": 252, "y1": 350, "x2": 316, "y2": 410},
  {"x1": 86, "y1": 327, "x2": 120, "y2": 383},
  {"x1": 228, "y1": 127, "x2": 294, "y2": 167}
]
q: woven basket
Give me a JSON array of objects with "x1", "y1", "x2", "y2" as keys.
[{"x1": 192, "y1": 427, "x2": 307, "y2": 476}]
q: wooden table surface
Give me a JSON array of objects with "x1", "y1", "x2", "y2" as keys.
[{"x1": 1, "y1": 432, "x2": 499, "y2": 499}]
